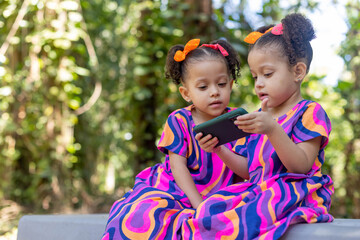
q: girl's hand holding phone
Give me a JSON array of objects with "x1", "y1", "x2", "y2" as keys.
[{"x1": 195, "y1": 132, "x2": 222, "y2": 153}]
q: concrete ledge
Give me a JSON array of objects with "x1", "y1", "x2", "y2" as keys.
[
  {"x1": 17, "y1": 214, "x2": 108, "y2": 240},
  {"x1": 280, "y1": 218, "x2": 360, "y2": 239},
  {"x1": 17, "y1": 214, "x2": 360, "y2": 240}
]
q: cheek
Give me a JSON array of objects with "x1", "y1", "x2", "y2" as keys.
[{"x1": 222, "y1": 89, "x2": 232, "y2": 100}]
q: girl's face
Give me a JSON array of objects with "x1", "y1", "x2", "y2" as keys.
[
  {"x1": 248, "y1": 47, "x2": 304, "y2": 117},
  {"x1": 179, "y1": 59, "x2": 233, "y2": 123}
]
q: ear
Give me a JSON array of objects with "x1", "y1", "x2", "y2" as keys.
[
  {"x1": 230, "y1": 79, "x2": 234, "y2": 90},
  {"x1": 179, "y1": 86, "x2": 191, "y2": 103},
  {"x1": 293, "y1": 62, "x2": 307, "y2": 82}
]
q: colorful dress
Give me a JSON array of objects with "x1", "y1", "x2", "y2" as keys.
[
  {"x1": 182, "y1": 100, "x2": 334, "y2": 240},
  {"x1": 102, "y1": 105, "x2": 239, "y2": 240}
]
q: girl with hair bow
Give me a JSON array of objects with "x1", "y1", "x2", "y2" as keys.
[
  {"x1": 102, "y1": 38, "x2": 241, "y2": 240},
  {"x1": 193, "y1": 13, "x2": 334, "y2": 240}
]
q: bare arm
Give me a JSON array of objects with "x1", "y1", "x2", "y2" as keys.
[
  {"x1": 265, "y1": 122, "x2": 321, "y2": 173},
  {"x1": 169, "y1": 151, "x2": 203, "y2": 208},
  {"x1": 195, "y1": 133, "x2": 249, "y2": 179}
]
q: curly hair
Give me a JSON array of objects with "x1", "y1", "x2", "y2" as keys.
[
  {"x1": 249, "y1": 13, "x2": 315, "y2": 72},
  {"x1": 165, "y1": 39, "x2": 241, "y2": 85}
]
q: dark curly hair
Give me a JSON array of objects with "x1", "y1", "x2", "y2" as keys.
[
  {"x1": 165, "y1": 39, "x2": 241, "y2": 85},
  {"x1": 249, "y1": 13, "x2": 315, "y2": 73}
]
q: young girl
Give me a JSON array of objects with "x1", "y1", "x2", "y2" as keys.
[
  {"x1": 191, "y1": 13, "x2": 334, "y2": 239},
  {"x1": 101, "y1": 38, "x2": 241, "y2": 240}
]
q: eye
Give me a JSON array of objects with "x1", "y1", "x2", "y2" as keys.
[
  {"x1": 264, "y1": 72, "x2": 273, "y2": 77},
  {"x1": 218, "y1": 82, "x2": 227, "y2": 87},
  {"x1": 252, "y1": 76, "x2": 258, "y2": 81},
  {"x1": 198, "y1": 85, "x2": 207, "y2": 90}
]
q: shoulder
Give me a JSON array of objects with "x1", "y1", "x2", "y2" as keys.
[
  {"x1": 299, "y1": 100, "x2": 329, "y2": 120},
  {"x1": 295, "y1": 100, "x2": 331, "y2": 134},
  {"x1": 302, "y1": 100, "x2": 323, "y2": 109},
  {"x1": 292, "y1": 100, "x2": 328, "y2": 117},
  {"x1": 165, "y1": 106, "x2": 193, "y2": 130},
  {"x1": 297, "y1": 99, "x2": 323, "y2": 109},
  {"x1": 167, "y1": 106, "x2": 192, "y2": 120},
  {"x1": 291, "y1": 100, "x2": 331, "y2": 147},
  {"x1": 285, "y1": 100, "x2": 331, "y2": 134}
]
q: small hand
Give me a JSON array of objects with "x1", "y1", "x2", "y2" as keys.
[
  {"x1": 234, "y1": 98, "x2": 276, "y2": 135},
  {"x1": 195, "y1": 132, "x2": 221, "y2": 153}
]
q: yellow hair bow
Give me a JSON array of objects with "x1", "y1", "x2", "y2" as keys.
[{"x1": 174, "y1": 39, "x2": 200, "y2": 62}]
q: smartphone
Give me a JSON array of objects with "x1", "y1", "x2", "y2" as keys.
[{"x1": 193, "y1": 108, "x2": 250, "y2": 147}]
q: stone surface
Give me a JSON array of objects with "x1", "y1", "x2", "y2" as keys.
[
  {"x1": 17, "y1": 214, "x2": 360, "y2": 240},
  {"x1": 17, "y1": 214, "x2": 108, "y2": 240}
]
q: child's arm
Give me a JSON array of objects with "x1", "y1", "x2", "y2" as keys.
[
  {"x1": 169, "y1": 151, "x2": 203, "y2": 208},
  {"x1": 235, "y1": 99, "x2": 321, "y2": 174},
  {"x1": 195, "y1": 133, "x2": 249, "y2": 179},
  {"x1": 267, "y1": 127, "x2": 321, "y2": 173}
]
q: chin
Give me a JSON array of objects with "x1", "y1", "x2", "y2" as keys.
[{"x1": 214, "y1": 110, "x2": 226, "y2": 117}]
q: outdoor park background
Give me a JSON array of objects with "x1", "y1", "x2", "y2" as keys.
[{"x1": 0, "y1": 0, "x2": 359, "y2": 238}]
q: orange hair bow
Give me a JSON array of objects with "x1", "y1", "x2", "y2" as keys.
[
  {"x1": 174, "y1": 39, "x2": 200, "y2": 62},
  {"x1": 244, "y1": 23, "x2": 283, "y2": 44},
  {"x1": 244, "y1": 28, "x2": 273, "y2": 44}
]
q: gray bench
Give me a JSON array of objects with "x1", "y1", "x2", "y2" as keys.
[
  {"x1": 17, "y1": 214, "x2": 360, "y2": 240},
  {"x1": 17, "y1": 214, "x2": 108, "y2": 240}
]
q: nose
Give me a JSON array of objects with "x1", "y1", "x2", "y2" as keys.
[
  {"x1": 210, "y1": 85, "x2": 220, "y2": 97},
  {"x1": 255, "y1": 78, "x2": 264, "y2": 89}
]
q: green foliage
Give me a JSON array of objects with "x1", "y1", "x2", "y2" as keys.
[
  {"x1": 0, "y1": 0, "x2": 359, "y2": 220},
  {"x1": 329, "y1": 0, "x2": 360, "y2": 218},
  {"x1": 1, "y1": 0, "x2": 84, "y2": 208}
]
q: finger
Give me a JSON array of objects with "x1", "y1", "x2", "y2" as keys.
[
  {"x1": 234, "y1": 118, "x2": 253, "y2": 125},
  {"x1": 205, "y1": 137, "x2": 218, "y2": 147},
  {"x1": 261, "y1": 98, "x2": 269, "y2": 112},
  {"x1": 195, "y1": 132, "x2": 203, "y2": 141},
  {"x1": 198, "y1": 134, "x2": 214, "y2": 145},
  {"x1": 234, "y1": 117, "x2": 255, "y2": 126},
  {"x1": 203, "y1": 138, "x2": 219, "y2": 151},
  {"x1": 236, "y1": 113, "x2": 255, "y2": 121},
  {"x1": 239, "y1": 126, "x2": 255, "y2": 132},
  {"x1": 210, "y1": 139, "x2": 220, "y2": 150}
]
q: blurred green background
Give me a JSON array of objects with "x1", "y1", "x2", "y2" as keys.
[{"x1": 0, "y1": 0, "x2": 359, "y2": 237}]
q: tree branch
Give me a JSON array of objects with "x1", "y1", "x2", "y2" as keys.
[
  {"x1": 74, "y1": 0, "x2": 102, "y2": 115},
  {"x1": 0, "y1": 0, "x2": 30, "y2": 57}
]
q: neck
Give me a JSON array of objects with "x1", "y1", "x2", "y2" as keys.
[
  {"x1": 191, "y1": 107, "x2": 226, "y2": 125},
  {"x1": 270, "y1": 91, "x2": 303, "y2": 118}
]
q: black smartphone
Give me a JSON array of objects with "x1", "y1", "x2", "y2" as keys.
[{"x1": 193, "y1": 108, "x2": 250, "y2": 147}]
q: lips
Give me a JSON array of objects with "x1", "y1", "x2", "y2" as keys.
[
  {"x1": 258, "y1": 92, "x2": 268, "y2": 101},
  {"x1": 209, "y1": 100, "x2": 222, "y2": 107}
]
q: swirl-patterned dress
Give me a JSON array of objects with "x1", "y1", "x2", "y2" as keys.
[
  {"x1": 101, "y1": 105, "x2": 238, "y2": 240},
  {"x1": 182, "y1": 100, "x2": 334, "y2": 240}
]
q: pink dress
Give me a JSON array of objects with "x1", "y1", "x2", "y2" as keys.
[
  {"x1": 182, "y1": 100, "x2": 334, "y2": 239},
  {"x1": 102, "y1": 100, "x2": 333, "y2": 240},
  {"x1": 101, "y1": 105, "x2": 238, "y2": 240}
]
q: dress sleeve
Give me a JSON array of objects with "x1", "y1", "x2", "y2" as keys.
[
  {"x1": 232, "y1": 136, "x2": 248, "y2": 157},
  {"x1": 157, "y1": 112, "x2": 189, "y2": 158},
  {"x1": 292, "y1": 102, "x2": 331, "y2": 149}
]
